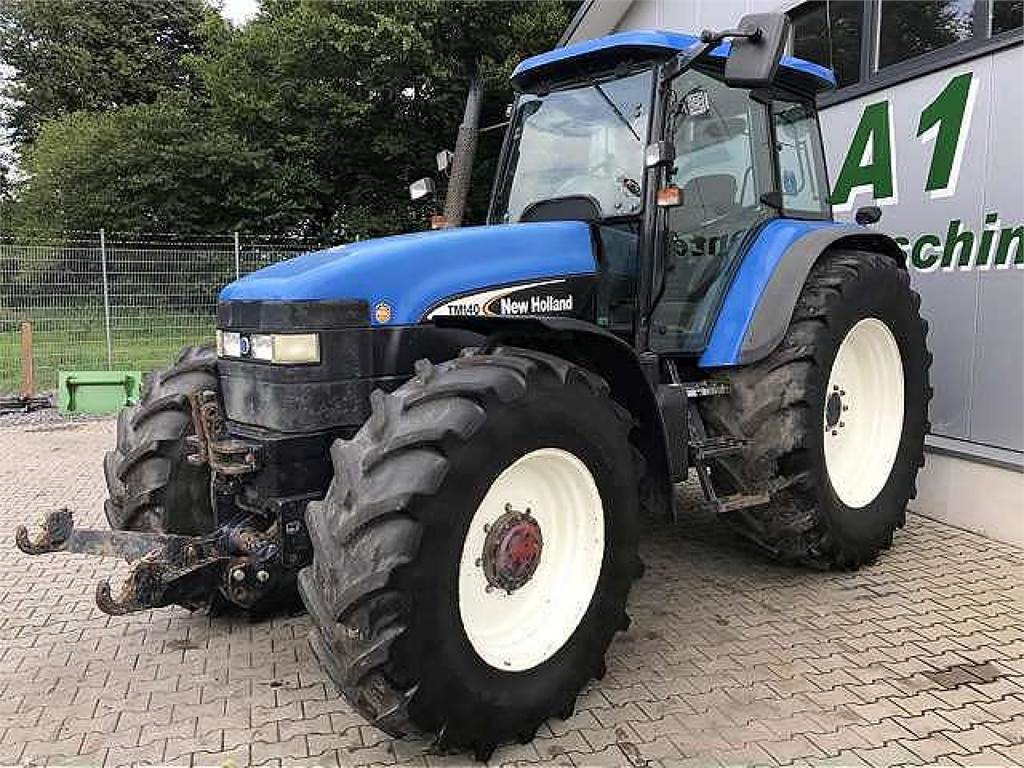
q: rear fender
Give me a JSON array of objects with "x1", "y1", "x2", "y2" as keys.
[
  {"x1": 434, "y1": 315, "x2": 674, "y2": 517},
  {"x1": 700, "y1": 221, "x2": 907, "y2": 367}
]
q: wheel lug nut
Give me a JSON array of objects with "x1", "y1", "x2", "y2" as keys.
[
  {"x1": 504, "y1": 503, "x2": 512, "y2": 512},
  {"x1": 485, "y1": 585, "x2": 494, "y2": 594},
  {"x1": 475, "y1": 558, "x2": 482, "y2": 567},
  {"x1": 831, "y1": 430, "x2": 838, "y2": 436},
  {"x1": 839, "y1": 422, "x2": 845, "y2": 429},
  {"x1": 231, "y1": 568, "x2": 246, "y2": 583},
  {"x1": 843, "y1": 405, "x2": 849, "y2": 412},
  {"x1": 256, "y1": 570, "x2": 270, "y2": 583}
]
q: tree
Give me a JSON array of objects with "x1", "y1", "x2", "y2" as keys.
[
  {"x1": 5, "y1": 0, "x2": 575, "y2": 237},
  {"x1": 196, "y1": 0, "x2": 574, "y2": 237},
  {"x1": 0, "y1": 0, "x2": 221, "y2": 144},
  {"x1": 14, "y1": 95, "x2": 281, "y2": 233}
]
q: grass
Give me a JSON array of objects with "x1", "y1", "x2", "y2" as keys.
[{"x1": 0, "y1": 309, "x2": 214, "y2": 395}]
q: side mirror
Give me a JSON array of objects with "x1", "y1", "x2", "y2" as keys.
[
  {"x1": 435, "y1": 150, "x2": 454, "y2": 175},
  {"x1": 722, "y1": 13, "x2": 790, "y2": 89},
  {"x1": 855, "y1": 205, "x2": 882, "y2": 225},
  {"x1": 408, "y1": 177, "x2": 436, "y2": 202}
]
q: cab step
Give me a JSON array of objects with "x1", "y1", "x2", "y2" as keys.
[{"x1": 690, "y1": 434, "x2": 747, "y2": 461}]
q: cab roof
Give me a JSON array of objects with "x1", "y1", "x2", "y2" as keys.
[{"x1": 511, "y1": 29, "x2": 836, "y2": 95}]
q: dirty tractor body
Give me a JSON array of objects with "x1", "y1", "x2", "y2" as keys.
[{"x1": 17, "y1": 17, "x2": 930, "y2": 759}]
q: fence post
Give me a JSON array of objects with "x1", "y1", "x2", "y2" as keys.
[
  {"x1": 19, "y1": 321, "x2": 34, "y2": 399},
  {"x1": 99, "y1": 228, "x2": 113, "y2": 370},
  {"x1": 234, "y1": 231, "x2": 241, "y2": 279}
]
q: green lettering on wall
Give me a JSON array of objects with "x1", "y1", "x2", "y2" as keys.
[
  {"x1": 976, "y1": 212, "x2": 1000, "y2": 267},
  {"x1": 912, "y1": 234, "x2": 942, "y2": 270},
  {"x1": 829, "y1": 100, "x2": 895, "y2": 206},
  {"x1": 942, "y1": 219, "x2": 975, "y2": 268},
  {"x1": 995, "y1": 226, "x2": 1024, "y2": 266},
  {"x1": 917, "y1": 72, "x2": 974, "y2": 194}
]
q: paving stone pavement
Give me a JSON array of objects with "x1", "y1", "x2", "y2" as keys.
[{"x1": 1, "y1": 416, "x2": 1023, "y2": 768}]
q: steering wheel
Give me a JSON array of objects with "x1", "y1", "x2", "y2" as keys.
[{"x1": 553, "y1": 158, "x2": 642, "y2": 209}]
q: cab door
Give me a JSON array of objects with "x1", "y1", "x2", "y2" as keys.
[{"x1": 650, "y1": 68, "x2": 776, "y2": 354}]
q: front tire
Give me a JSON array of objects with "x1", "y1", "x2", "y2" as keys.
[
  {"x1": 104, "y1": 345, "x2": 218, "y2": 535},
  {"x1": 700, "y1": 250, "x2": 931, "y2": 569},
  {"x1": 299, "y1": 348, "x2": 642, "y2": 758},
  {"x1": 103, "y1": 344, "x2": 297, "y2": 613}
]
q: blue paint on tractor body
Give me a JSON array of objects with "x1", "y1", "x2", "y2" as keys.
[
  {"x1": 219, "y1": 221, "x2": 597, "y2": 326},
  {"x1": 699, "y1": 220, "x2": 859, "y2": 368},
  {"x1": 512, "y1": 30, "x2": 836, "y2": 91}
]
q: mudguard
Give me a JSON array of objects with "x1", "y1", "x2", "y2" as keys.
[
  {"x1": 435, "y1": 315, "x2": 676, "y2": 516},
  {"x1": 700, "y1": 220, "x2": 906, "y2": 368}
]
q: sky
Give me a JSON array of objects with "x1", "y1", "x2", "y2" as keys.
[{"x1": 220, "y1": 0, "x2": 260, "y2": 27}]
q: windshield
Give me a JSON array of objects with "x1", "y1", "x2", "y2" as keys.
[{"x1": 491, "y1": 69, "x2": 654, "y2": 223}]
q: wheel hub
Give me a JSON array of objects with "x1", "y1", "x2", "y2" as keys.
[
  {"x1": 825, "y1": 388, "x2": 845, "y2": 430},
  {"x1": 481, "y1": 508, "x2": 543, "y2": 593}
]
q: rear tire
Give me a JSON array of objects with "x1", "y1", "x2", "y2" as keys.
[
  {"x1": 700, "y1": 250, "x2": 931, "y2": 569},
  {"x1": 299, "y1": 348, "x2": 642, "y2": 758}
]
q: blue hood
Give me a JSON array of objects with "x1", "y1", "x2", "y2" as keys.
[{"x1": 219, "y1": 221, "x2": 597, "y2": 326}]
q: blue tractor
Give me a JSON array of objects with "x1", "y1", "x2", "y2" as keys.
[{"x1": 17, "y1": 15, "x2": 930, "y2": 759}]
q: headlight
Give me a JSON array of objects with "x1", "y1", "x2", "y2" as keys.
[
  {"x1": 271, "y1": 333, "x2": 320, "y2": 364},
  {"x1": 218, "y1": 330, "x2": 242, "y2": 358},
  {"x1": 250, "y1": 333, "x2": 274, "y2": 361},
  {"x1": 215, "y1": 331, "x2": 320, "y2": 364}
]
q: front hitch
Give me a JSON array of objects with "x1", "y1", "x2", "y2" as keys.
[{"x1": 15, "y1": 508, "x2": 281, "y2": 615}]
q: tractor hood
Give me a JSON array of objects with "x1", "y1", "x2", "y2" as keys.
[{"x1": 219, "y1": 221, "x2": 597, "y2": 326}]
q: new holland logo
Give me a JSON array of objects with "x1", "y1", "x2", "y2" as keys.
[
  {"x1": 426, "y1": 279, "x2": 578, "y2": 320},
  {"x1": 497, "y1": 294, "x2": 573, "y2": 315}
]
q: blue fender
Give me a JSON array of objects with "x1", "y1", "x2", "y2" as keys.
[{"x1": 700, "y1": 219, "x2": 906, "y2": 368}]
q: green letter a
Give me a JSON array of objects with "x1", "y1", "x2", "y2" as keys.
[{"x1": 830, "y1": 100, "x2": 895, "y2": 207}]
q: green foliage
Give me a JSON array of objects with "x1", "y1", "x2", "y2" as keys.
[
  {"x1": 0, "y1": 0, "x2": 220, "y2": 143},
  {"x1": 16, "y1": 96, "x2": 277, "y2": 232},
  {"x1": 3, "y1": 0, "x2": 575, "y2": 238}
]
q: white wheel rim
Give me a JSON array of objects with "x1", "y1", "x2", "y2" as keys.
[
  {"x1": 458, "y1": 448, "x2": 604, "y2": 672},
  {"x1": 823, "y1": 317, "x2": 905, "y2": 508}
]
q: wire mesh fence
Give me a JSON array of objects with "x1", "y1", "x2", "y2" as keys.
[{"x1": 0, "y1": 231, "x2": 322, "y2": 395}]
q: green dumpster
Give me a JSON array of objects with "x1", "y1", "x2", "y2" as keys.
[{"x1": 58, "y1": 371, "x2": 142, "y2": 414}]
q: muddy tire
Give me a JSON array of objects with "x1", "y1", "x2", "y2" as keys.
[
  {"x1": 103, "y1": 345, "x2": 298, "y2": 613},
  {"x1": 104, "y1": 345, "x2": 218, "y2": 535},
  {"x1": 700, "y1": 250, "x2": 931, "y2": 569},
  {"x1": 299, "y1": 348, "x2": 642, "y2": 759}
]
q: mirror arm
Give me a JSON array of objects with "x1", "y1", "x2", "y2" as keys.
[{"x1": 699, "y1": 24, "x2": 761, "y2": 45}]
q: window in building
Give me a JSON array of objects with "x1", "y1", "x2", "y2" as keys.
[
  {"x1": 992, "y1": 0, "x2": 1023, "y2": 33},
  {"x1": 789, "y1": 1, "x2": 864, "y2": 89},
  {"x1": 877, "y1": 0, "x2": 975, "y2": 69},
  {"x1": 773, "y1": 102, "x2": 831, "y2": 218}
]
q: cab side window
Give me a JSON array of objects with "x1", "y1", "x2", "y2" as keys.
[
  {"x1": 773, "y1": 102, "x2": 831, "y2": 218},
  {"x1": 651, "y1": 69, "x2": 774, "y2": 353}
]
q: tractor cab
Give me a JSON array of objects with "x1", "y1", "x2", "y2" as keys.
[{"x1": 493, "y1": 26, "x2": 836, "y2": 350}]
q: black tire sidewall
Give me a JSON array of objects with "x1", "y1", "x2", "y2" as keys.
[
  {"x1": 809, "y1": 265, "x2": 929, "y2": 551},
  {"x1": 395, "y1": 375, "x2": 639, "y2": 738}
]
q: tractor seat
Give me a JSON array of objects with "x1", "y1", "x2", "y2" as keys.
[{"x1": 673, "y1": 174, "x2": 738, "y2": 234}]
